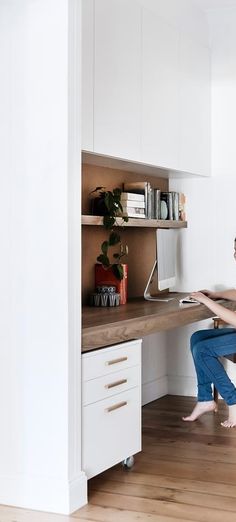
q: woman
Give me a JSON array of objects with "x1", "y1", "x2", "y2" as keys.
[{"x1": 183, "y1": 240, "x2": 236, "y2": 428}]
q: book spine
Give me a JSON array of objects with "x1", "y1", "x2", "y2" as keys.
[
  {"x1": 95, "y1": 264, "x2": 128, "y2": 305},
  {"x1": 172, "y1": 192, "x2": 179, "y2": 221},
  {"x1": 179, "y1": 193, "x2": 186, "y2": 221},
  {"x1": 160, "y1": 192, "x2": 173, "y2": 220},
  {"x1": 121, "y1": 213, "x2": 146, "y2": 218},
  {"x1": 146, "y1": 184, "x2": 152, "y2": 219},
  {"x1": 120, "y1": 200, "x2": 145, "y2": 209},
  {"x1": 154, "y1": 189, "x2": 161, "y2": 219},
  {"x1": 121, "y1": 192, "x2": 145, "y2": 202},
  {"x1": 121, "y1": 206, "x2": 145, "y2": 214}
]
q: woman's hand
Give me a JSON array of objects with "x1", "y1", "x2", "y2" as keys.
[
  {"x1": 190, "y1": 291, "x2": 236, "y2": 328},
  {"x1": 199, "y1": 289, "x2": 218, "y2": 299},
  {"x1": 190, "y1": 291, "x2": 211, "y2": 304}
]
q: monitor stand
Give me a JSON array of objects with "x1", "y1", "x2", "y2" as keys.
[{"x1": 144, "y1": 261, "x2": 175, "y2": 302}]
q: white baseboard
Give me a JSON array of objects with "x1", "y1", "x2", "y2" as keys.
[
  {"x1": 168, "y1": 375, "x2": 197, "y2": 397},
  {"x1": 0, "y1": 471, "x2": 87, "y2": 514},
  {"x1": 142, "y1": 376, "x2": 168, "y2": 405}
]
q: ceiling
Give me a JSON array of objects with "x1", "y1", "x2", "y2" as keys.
[{"x1": 194, "y1": 0, "x2": 236, "y2": 10}]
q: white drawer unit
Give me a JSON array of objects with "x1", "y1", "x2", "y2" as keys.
[
  {"x1": 83, "y1": 365, "x2": 140, "y2": 406},
  {"x1": 82, "y1": 339, "x2": 141, "y2": 381},
  {"x1": 82, "y1": 339, "x2": 142, "y2": 479}
]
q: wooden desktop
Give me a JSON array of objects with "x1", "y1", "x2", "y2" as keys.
[{"x1": 82, "y1": 294, "x2": 236, "y2": 352}]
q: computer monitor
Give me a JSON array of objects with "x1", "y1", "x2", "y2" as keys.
[{"x1": 144, "y1": 229, "x2": 177, "y2": 301}]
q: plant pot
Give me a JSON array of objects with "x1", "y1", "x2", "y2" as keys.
[{"x1": 95, "y1": 263, "x2": 128, "y2": 305}]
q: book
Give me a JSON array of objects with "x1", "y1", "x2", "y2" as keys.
[
  {"x1": 120, "y1": 192, "x2": 145, "y2": 202},
  {"x1": 95, "y1": 263, "x2": 128, "y2": 305},
  {"x1": 160, "y1": 192, "x2": 173, "y2": 220},
  {"x1": 153, "y1": 189, "x2": 161, "y2": 219},
  {"x1": 171, "y1": 192, "x2": 179, "y2": 221},
  {"x1": 123, "y1": 182, "x2": 152, "y2": 219},
  {"x1": 122, "y1": 205, "x2": 145, "y2": 211},
  {"x1": 121, "y1": 213, "x2": 145, "y2": 218},
  {"x1": 121, "y1": 200, "x2": 145, "y2": 209},
  {"x1": 179, "y1": 192, "x2": 186, "y2": 221}
]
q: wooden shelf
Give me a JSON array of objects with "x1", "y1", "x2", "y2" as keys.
[{"x1": 82, "y1": 215, "x2": 187, "y2": 229}]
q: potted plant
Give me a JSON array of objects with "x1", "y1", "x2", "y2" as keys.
[{"x1": 90, "y1": 186, "x2": 129, "y2": 303}]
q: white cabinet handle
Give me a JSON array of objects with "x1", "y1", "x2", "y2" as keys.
[
  {"x1": 105, "y1": 378, "x2": 127, "y2": 389},
  {"x1": 106, "y1": 401, "x2": 127, "y2": 413},
  {"x1": 106, "y1": 356, "x2": 128, "y2": 366}
]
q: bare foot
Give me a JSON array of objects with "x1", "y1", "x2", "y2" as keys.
[
  {"x1": 182, "y1": 400, "x2": 217, "y2": 422},
  {"x1": 221, "y1": 404, "x2": 236, "y2": 428}
]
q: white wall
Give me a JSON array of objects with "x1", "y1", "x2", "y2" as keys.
[
  {"x1": 142, "y1": 333, "x2": 168, "y2": 405},
  {"x1": 136, "y1": 0, "x2": 209, "y2": 46},
  {"x1": 139, "y1": 0, "x2": 211, "y2": 404},
  {"x1": 0, "y1": 0, "x2": 85, "y2": 513},
  {"x1": 168, "y1": 6, "x2": 236, "y2": 397}
]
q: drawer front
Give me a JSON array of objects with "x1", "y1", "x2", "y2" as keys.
[
  {"x1": 82, "y1": 339, "x2": 142, "y2": 381},
  {"x1": 82, "y1": 386, "x2": 141, "y2": 479},
  {"x1": 82, "y1": 365, "x2": 141, "y2": 406}
]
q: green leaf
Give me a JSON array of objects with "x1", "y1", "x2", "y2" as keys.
[
  {"x1": 104, "y1": 191, "x2": 114, "y2": 212},
  {"x1": 112, "y1": 263, "x2": 124, "y2": 281},
  {"x1": 103, "y1": 215, "x2": 115, "y2": 229},
  {"x1": 97, "y1": 254, "x2": 110, "y2": 267},
  {"x1": 113, "y1": 188, "x2": 122, "y2": 197},
  {"x1": 90, "y1": 186, "x2": 106, "y2": 195},
  {"x1": 109, "y1": 231, "x2": 120, "y2": 245},
  {"x1": 116, "y1": 201, "x2": 123, "y2": 212},
  {"x1": 101, "y1": 241, "x2": 109, "y2": 254}
]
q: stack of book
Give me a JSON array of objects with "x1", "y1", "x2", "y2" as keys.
[
  {"x1": 123, "y1": 182, "x2": 152, "y2": 218},
  {"x1": 119, "y1": 191, "x2": 145, "y2": 218},
  {"x1": 119, "y1": 182, "x2": 186, "y2": 221}
]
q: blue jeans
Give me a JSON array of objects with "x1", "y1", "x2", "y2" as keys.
[{"x1": 191, "y1": 328, "x2": 236, "y2": 405}]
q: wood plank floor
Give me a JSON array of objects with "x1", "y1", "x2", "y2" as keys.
[{"x1": 2, "y1": 395, "x2": 236, "y2": 522}]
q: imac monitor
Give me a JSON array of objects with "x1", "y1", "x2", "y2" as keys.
[
  {"x1": 144, "y1": 228, "x2": 177, "y2": 301},
  {"x1": 157, "y1": 228, "x2": 176, "y2": 291}
]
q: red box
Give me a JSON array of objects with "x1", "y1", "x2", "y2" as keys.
[{"x1": 95, "y1": 263, "x2": 128, "y2": 305}]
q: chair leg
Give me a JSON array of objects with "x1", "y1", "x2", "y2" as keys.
[
  {"x1": 213, "y1": 385, "x2": 219, "y2": 412},
  {"x1": 213, "y1": 319, "x2": 220, "y2": 412}
]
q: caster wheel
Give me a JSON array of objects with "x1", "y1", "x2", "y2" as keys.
[{"x1": 122, "y1": 456, "x2": 134, "y2": 469}]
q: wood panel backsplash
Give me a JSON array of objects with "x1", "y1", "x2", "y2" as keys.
[{"x1": 82, "y1": 163, "x2": 169, "y2": 304}]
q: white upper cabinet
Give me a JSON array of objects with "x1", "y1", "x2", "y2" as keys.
[
  {"x1": 179, "y1": 35, "x2": 211, "y2": 177},
  {"x1": 81, "y1": 0, "x2": 211, "y2": 177},
  {"x1": 93, "y1": 0, "x2": 141, "y2": 161},
  {"x1": 141, "y1": 9, "x2": 180, "y2": 170},
  {"x1": 82, "y1": 0, "x2": 94, "y2": 151}
]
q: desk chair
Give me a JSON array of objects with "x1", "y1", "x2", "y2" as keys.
[{"x1": 212, "y1": 317, "x2": 236, "y2": 406}]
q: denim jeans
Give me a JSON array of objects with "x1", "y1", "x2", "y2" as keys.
[{"x1": 191, "y1": 328, "x2": 236, "y2": 405}]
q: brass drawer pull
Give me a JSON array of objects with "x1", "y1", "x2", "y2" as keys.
[
  {"x1": 106, "y1": 356, "x2": 128, "y2": 366},
  {"x1": 106, "y1": 401, "x2": 127, "y2": 413},
  {"x1": 105, "y1": 378, "x2": 127, "y2": 389}
]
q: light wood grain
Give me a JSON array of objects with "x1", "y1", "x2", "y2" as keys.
[
  {"x1": 82, "y1": 163, "x2": 170, "y2": 304},
  {"x1": 76, "y1": 396, "x2": 236, "y2": 522},
  {"x1": 82, "y1": 296, "x2": 236, "y2": 351},
  {"x1": 82, "y1": 215, "x2": 187, "y2": 228},
  {"x1": 2, "y1": 397, "x2": 236, "y2": 521}
]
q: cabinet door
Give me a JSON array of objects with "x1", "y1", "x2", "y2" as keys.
[
  {"x1": 82, "y1": 0, "x2": 94, "y2": 151},
  {"x1": 179, "y1": 35, "x2": 211, "y2": 177},
  {"x1": 82, "y1": 386, "x2": 141, "y2": 479},
  {"x1": 94, "y1": 0, "x2": 141, "y2": 161},
  {"x1": 141, "y1": 9, "x2": 180, "y2": 170}
]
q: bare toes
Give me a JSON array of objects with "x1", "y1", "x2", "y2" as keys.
[{"x1": 221, "y1": 420, "x2": 236, "y2": 428}]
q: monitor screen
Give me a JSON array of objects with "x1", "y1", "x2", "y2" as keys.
[{"x1": 156, "y1": 229, "x2": 177, "y2": 291}]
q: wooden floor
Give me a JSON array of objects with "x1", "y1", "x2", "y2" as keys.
[{"x1": 2, "y1": 395, "x2": 236, "y2": 522}]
